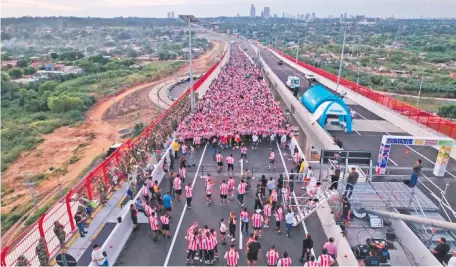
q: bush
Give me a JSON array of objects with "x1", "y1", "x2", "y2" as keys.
[
  {"x1": 48, "y1": 95, "x2": 83, "y2": 113},
  {"x1": 1, "y1": 212, "x2": 22, "y2": 234}
]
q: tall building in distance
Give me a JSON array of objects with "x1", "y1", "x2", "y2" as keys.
[
  {"x1": 167, "y1": 12, "x2": 170, "y2": 19},
  {"x1": 261, "y1": 10, "x2": 264, "y2": 18},
  {"x1": 311, "y1": 12, "x2": 316, "y2": 21},
  {"x1": 250, "y1": 4, "x2": 256, "y2": 17},
  {"x1": 171, "y1": 12, "x2": 175, "y2": 19},
  {"x1": 263, "y1": 7, "x2": 270, "y2": 19}
]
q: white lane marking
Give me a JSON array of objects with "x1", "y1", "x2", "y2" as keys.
[
  {"x1": 388, "y1": 158, "x2": 399, "y2": 167},
  {"x1": 356, "y1": 112, "x2": 456, "y2": 179},
  {"x1": 164, "y1": 143, "x2": 208, "y2": 267},
  {"x1": 276, "y1": 142, "x2": 315, "y2": 257},
  {"x1": 354, "y1": 129, "x2": 362, "y2": 136},
  {"x1": 239, "y1": 157, "x2": 244, "y2": 249}
]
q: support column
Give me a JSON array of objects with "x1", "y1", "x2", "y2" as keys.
[
  {"x1": 65, "y1": 189, "x2": 75, "y2": 232},
  {"x1": 85, "y1": 173, "x2": 93, "y2": 200},
  {"x1": 38, "y1": 214, "x2": 50, "y2": 257}
]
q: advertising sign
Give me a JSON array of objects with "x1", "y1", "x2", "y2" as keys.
[{"x1": 375, "y1": 143, "x2": 391, "y2": 175}]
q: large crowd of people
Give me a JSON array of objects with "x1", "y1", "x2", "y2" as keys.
[{"x1": 176, "y1": 45, "x2": 290, "y2": 140}]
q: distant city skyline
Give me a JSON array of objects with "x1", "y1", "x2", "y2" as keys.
[{"x1": 2, "y1": 0, "x2": 456, "y2": 18}]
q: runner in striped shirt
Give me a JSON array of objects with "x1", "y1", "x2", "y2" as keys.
[
  {"x1": 205, "y1": 231, "x2": 217, "y2": 264},
  {"x1": 263, "y1": 203, "x2": 272, "y2": 228},
  {"x1": 240, "y1": 208, "x2": 249, "y2": 235},
  {"x1": 240, "y1": 143, "x2": 248, "y2": 163},
  {"x1": 185, "y1": 183, "x2": 193, "y2": 208},
  {"x1": 275, "y1": 205, "x2": 283, "y2": 234},
  {"x1": 271, "y1": 189, "x2": 278, "y2": 211},
  {"x1": 278, "y1": 252, "x2": 292, "y2": 266},
  {"x1": 142, "y1": 184, "x2": 150, "y2": 204},
  {"x1": 160, "y1": 213, "x2": 170, "y2": 239},
  {"x1": 196, "y1": 228, "x2": 205, "y2": 262},
  {"x1": 173, "y1": 176, "x2": 182, "y2": 202},
  {"x1": 237, "y1": 180, "x2": 246, "y2": 207},
  {"x1": 186, "y1": 222, "x2": 198, "y2": 240},
  {"x1": 226, "y1": 154, "x2": 234, "y2": 172},
  {"x1": 305, "y1": 256, "x2": 319, "y2": 267},
  {"x1": 224, "y1": 244, "x2": 239, "y2": 267},
  {"x1": 144, "y1": 203, "x2": 153, "y2": 217},
  {"x1": 251, "y1": 210, "x2": 264, "y2": 238},
  {"x1": 228, "y1": 176, "x2": 236, "y2": 200},
  {"x1": 216, "y1": 152, "x2": 223, "y2": 173},
  {"x1": 318, "y1": 249, "x2": 335, "y2": 267},
  {"x1": 204, "y1": 173, "x2": 212, "y2": 188},
  {"x1": 268, "y1": 149, "x2": 275, "y2": 170},
  {"x1": 210, "y1": 228, "x2": 219, "y2": 260},
  {"x1": 266, "y1": 245, "x2": 279, "y2": 266},
  {"x1": 220, "y1": 180, "x2": 229, "y2": 205},
  {"x1": 186, "y1": 230, "x2": 199, "y2": 264},
  {"x1": 206, "y1": 178, "x2": 213, "y2": 205},
  {"x1": 149, "y1": 212, "x2": 159, "y2": 243},
  {"x1": 193, "y1": 136, "x2": 201, "y2": 150}
]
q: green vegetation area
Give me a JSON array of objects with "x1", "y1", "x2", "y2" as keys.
[{"x1": 1, "y1": 54, "x2": 181, "y2": 172}]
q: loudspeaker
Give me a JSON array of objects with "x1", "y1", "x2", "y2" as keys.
[
  {"x1": 352, "y1": 244, "x2": 370, "y2": 259},
  {"x1": 385, "y1": 233, "x2": 396, "y2": 242}
]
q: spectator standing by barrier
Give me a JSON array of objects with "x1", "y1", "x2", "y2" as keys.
[
  {"x1": 405, "y1": 159, "x2": 422, "y2": 188},
  {"x1": 36, "y1": 237, "x2": 49, "y2": 266},
  {"x1": 130, "y1": 204, "x2": 138, "y2": 231},
  {"x1": 53, "y1": 221, "x2": 66, "y2": 248},
  {"x1": 344, "y1": 167, "x2": 359, "y2": 199},
  {"x1": 74, "y1": 211, "x2": 87, "y2": 238}
]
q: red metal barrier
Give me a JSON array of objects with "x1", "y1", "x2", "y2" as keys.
[
  {"x1": 0, "y1": 50, "x2": 227, "y2": 267},
  {"x1": 273, "y1": 49, "x2": 456, "y2": 139}
]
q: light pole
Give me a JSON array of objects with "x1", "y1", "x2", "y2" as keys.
[
  {"x1": 281, "y1": 36, "x2": 284, "y2": 55},
  {"x1": 356, "y1": 69, "x2": 360, "y2": 85},
  {"x1": 179, "y1": 15, "x2": 198, "y2": 113},
  {"x1": 336, "y1": 28, "x2": 347, "y2": 92},
  {"x1": 295, "y1": 38, "x2": 299, "y2": 64},
  {"x1": 416, "y1": 75, "x2": 424, "y2": 107}
]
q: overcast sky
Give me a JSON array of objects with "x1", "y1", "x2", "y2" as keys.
[{"x1": 2, "y1": 0, "x2": 456, "y2": 19}]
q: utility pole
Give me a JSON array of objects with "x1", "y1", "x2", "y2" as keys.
[
  {"x1": 356, "y1": 69, "x2": 360, "y2": 85},
  {"x1": 22, "y1": 172, "x2": 39, "y2": 212},
  {"x1": 281, "y1": 37, "x2": 284, "y2": 55},
  {"x1": 188, "y1": 19, "x2": 194, "y2": 112},
  {"x1": 416, "y1": 75, "x2": 424, "y2": 107},
  {"x1": 295, "y1": 38, "x2": 300, "y2": 64},
  {"x1": 336, "y1": 28, "x2": 347, "y2": 92}
]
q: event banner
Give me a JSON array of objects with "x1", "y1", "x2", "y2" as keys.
[{"x1": 375, "y1": 142, "x2": 391, "y2": 175}]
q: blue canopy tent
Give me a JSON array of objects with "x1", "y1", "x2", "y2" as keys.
[{"x1": 300, "y1": 84, "x2": 352, "y2": 133}]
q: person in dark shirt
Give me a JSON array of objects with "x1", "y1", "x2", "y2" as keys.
[
  {"x1": 74, "y1": 211, "x2": 87, "y2": 238},
  {"x1": 247, "y1": 235, "x2": 261, "y2": 266},
  {"x1": 359, "y1": 251, "x2": 380, "y2": 266},
  {"x1": 329, "y1": 166, "x2": 341, "y2": 190},
  {"x1": 432, "y1": 237, "x2": 451, "y2": 263},
  {"x1": 288, "y1": 170, "x2": 295, "y2": 192},
  {"x1": 299, "y1": 234, "x2": 313, "y2": 262},
  {"x1": 260, "y1": 175, "x2": 267, "y2": 198},
  {"x1": 130, "y1": 204, "x2": 138, "y2": 231},
  {"x1": 277, "y1": 174, "x2": 284, "y2": 199}
]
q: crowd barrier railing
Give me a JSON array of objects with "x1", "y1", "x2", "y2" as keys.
[
  {"x1": 273, "y1": 49, "x2": 456, "y2": 139},
  {"x1": 1, "y1": 48, "x2": 227, "y2": 267}
]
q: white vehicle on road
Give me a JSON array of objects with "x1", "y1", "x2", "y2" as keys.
[
  {"x1": 286, "y1": 76, "x2": 300, "y2": 90},
  {"x1": 305, "y1": 74, "x2": 317, "y2": 82}
]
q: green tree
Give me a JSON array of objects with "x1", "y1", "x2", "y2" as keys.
[
  {"x1": 38, "y1": 80, "x2": 60, "y2": 94},
  {"x1": 1, "y1": 54, "x2": 12, "y2": 61},
  {"x1": 47, "y1": 95, "x2": 83, "y2": 113},
  {"x1": 50, "y1": 52, "x2": 59, "y2": 60},
  {"x1": 18, "y1": 88, "x2": 49, "y2": 112},
  {"x1": 438, "y1": 105, "x2": 456, "y2": 119},
  {"x1": 127, "y1": 49, "x2": 138, "y2": 58},
  {"x1": 8, "y1": 68, "x2": 23, "y2": 79},
  {"x1": 16, "y1": 59, "x2": 29, "y2": 68},
  {"x1": 23, "y1": 67, "x2": 36, "y2": 75}
]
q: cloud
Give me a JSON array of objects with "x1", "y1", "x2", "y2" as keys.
[
  {"x1": 101, "y1": 0, "x2": 236, "y2": 8},
  {"x1": 3, "y1": 0, "x2": 81, "y2": 11}
]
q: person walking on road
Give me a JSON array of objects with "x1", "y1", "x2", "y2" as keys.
[
  {"x1": 240, "y1": 143, "x2": 248, "y2": 163},
  {"x1": 216, "y1": 151, "x2": 224, "y2": 173},
  {"x1": 275, "y1": 205, "x2": 283, "y2": 234},
  {"x1": 226, "y1": 154, "x2": 234, "y2": 172},
  {"x1": 344, "y1": 167, "x2": 359, "y2": 198},
  {"x1": 220, "y1": 180, "x2": 229, "y2": 206},
  {"x1": 185, "y1": 183, "x2": 193, "y2": 208},
  {"x1": 299, "y1": 234, "x2": 314, "y2": 263},
  {"x1": 266, "y1": 245, "x2": 279, "y2": 266},
  {"x1": 251, "y1": 210, "x2": 264, "y2": 238},
  {"x1": 220, "y1": 218, "x2": 227, "y2": 245},
  {"x1": 246, "y1": 235, "x2": 261, "y2": 266},
  {"x1": 285, "y1": 209, "x2": 294, "y2": 237},
  {"x1": 228, "y1": 212, "x2": 237, "y2": 242},
  {"x1": 129, "y1": 204, "x2": 138, "y2": 231},
  {"x1": 240, "y1": 207, "x2": 249, "y2": 235},
  {"x1": 318, "y1": 248, "x2": 335, "y2": 267},
  {"x1": 224, "y1": 244, "x2": 239, "y2": 267},
  {"x1": 268, "y1": 148, "x2": 275, "y2": 170},
  {"x1": 278, "y1": 251, "x2": 292, "y2": 266},
  {"x1": 238, "y1": 180, "x2": 247, "y2": 207},
  {"x1": 188, "y1": 145, "x2": 196, "y2": 167},
  {"x1": 267, "y1": 177, "x2": 276, "y2": 196},
  {"x1": 263, "y1": 202, "x2": 272, "y2": 228},
  {"x1": 186, "y1": 230, "x2": 199, "y2": 264},
  {"x1": 260, "y1": 175, "x2": 267, "y2": 197},
  {"x1": 173, "y1": 175, "x2": 182, "y2": 202},
  {"x1": 254, "y1": 184, "x2": 263, "y2": 210}
]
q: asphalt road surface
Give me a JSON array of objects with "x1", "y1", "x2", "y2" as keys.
[{"x1": 117, "y1": 142, "x2": 332, "y2": 266}]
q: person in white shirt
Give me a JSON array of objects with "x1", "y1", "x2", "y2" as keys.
[
  {"x1": 91, "y1": 244, "x2": 108, "y2": 266},
  {"x1": 252, "y1": 134, "x2": 259, "y2": 150},
  {"x1": 302, "y1": 166, "x2": 316, "y2": 189},
  {"x1": 285, "y1": 209, "x2": 294, "y2": 237},
  {"x1": 448, "y1": 251, "x2": 456, "y2": 267}
]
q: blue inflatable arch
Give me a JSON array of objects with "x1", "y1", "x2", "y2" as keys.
[{"x1": 300, "y1": 85, "x2": 352, "y2": 133}]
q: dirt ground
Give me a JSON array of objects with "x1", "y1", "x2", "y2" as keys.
[{"x1": 1, "y1": 41, "x2": 224, "y2": 243}]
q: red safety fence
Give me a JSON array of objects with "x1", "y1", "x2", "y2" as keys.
[
  {"x1": 273, "y1": 49, "x2": 456, "y2": 139},
  {"x1": 1, "y1": 50, "x2": 227, "y2": 267}
]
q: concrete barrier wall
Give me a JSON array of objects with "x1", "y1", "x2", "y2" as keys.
[
  {"x1": 89, "y1": 43, "x2": 230, "y2": 267},
  {"x1": 258, "y1": 47, "x2": 359, "y2": 266},
  {"x1": 267, "y1": 48, "x2": 456, "y2": 160}
]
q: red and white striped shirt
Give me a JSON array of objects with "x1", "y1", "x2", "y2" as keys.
[
  {"x1": 224, "y1": 249, "x2": 239, "y2": 266},
  {"x1": 160, "y1": 215, "x2": 169, "y2": 225},
  {"x1": 194, "y1": 136, "x2": 201, "y2": 145},
  {"x1": 142, "y1": 186, "x2": 149, "y2": 196},
  {"x1": 149, "y1": 216, "x2": 159, "y2": 230},
  {"x1": 240, "y1": 211, "x2": 249, "y2": 222},
  {"x1": 173, "y1": 177, "x2": 181, "y2": 190},
  {"x1": 269, "y1": 152, "x2": 275, "y2": 160},
  {"x1": 251, "y1": 213, "x2": 263, "y2": 228},
  {"x1": 266, "y1": 250, "x2": 279, "y2": 266},
  {"x1": 182, "y1": 145, "x2": 187, "y2": 153},
  {"x1": 318, "y1": 254, "x2": 333, "y2": 267},
  {"x1": 216, "y1": 154, "x2": 223, "y2": 162},
  {"x1": 185, "y1": 185, "x2": 192, "y2": 198},
  {"x1": 200, "y1": 236, "x2": 208, "y2": 250},
  {"x1": 226, "y1": 156, "x2": 234, "y2": 164},
  {"x1": 275, "y1": 208, "x2": 283, "y2": 222},
  {"x1": 206, "y1": 235, "x2": 217, "y2": 250},
  {"x1": 264, "y1": 204, "x2": 272, "y2": 217},
  {"x1": 206, "y1": 183, "x2": 213, "y2": 194},
  {"x1": 187, "y1": 235, "x2": 198, "y2": 251},
  {"x1": 237, "y1": 183, "x2": 246, "y2": 194},
  {"x1": 241, "y1": 146, "x2": 247, "y2": 154},
  {"x1": 144, "y1": 205, "x2": 153, "y2": 217},
  {"x1": 228, "y1": 179, "x2": 235, "y2": 190},
  {"x1": 186, "y1": 225, "x2": 197, "y2": 239},
  {"x1": 220, "y1": 183, "x2": 228, "y2": 195},
  {"x1": 271, "y1": 190, "x2": 278, "y2": 202},
  {"x1": 305, "y1": 260, "x2": 320, "y2": 267},
  {"x1": 179, "y1": 167, "x2": 186, "y2": 178},
  {"x1": 278, "y1": 257, "x2": 292, "y2": 266},
  {"x1": 146, "y1": 179, "x2": 153, "y2": 188},
  {"x1": 246, "y1": 237, "x2": 255, "y2": 248},
  {"x1": 205, "y1": 175, "x2": 212, "y2": 186}
]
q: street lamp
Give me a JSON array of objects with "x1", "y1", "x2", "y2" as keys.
[
  {"x1": 336, "y1": 28, "x2": 347, "y2": 92},
  {"x1": 179, "y1": 14, "x2": 199, "y2": 113},
  {"x1": 416, "y1": 75, "x2": 424, "y2": 107}
]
